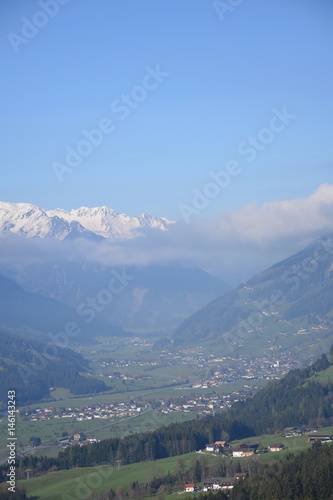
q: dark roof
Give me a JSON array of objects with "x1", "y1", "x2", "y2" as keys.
[
  {"x1": 308, "y1": 435, "x2": 332, "y2": 438},
  {"x1": 203, "y1": 477, "x2": 235, "y2": 484},
  {"x1": 216, "y1": 477, "x2": 235, "y2": 484}
]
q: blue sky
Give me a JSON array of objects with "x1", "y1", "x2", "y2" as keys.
[{"x1": 1, "y1": 0, "x2": 332, "y2": 221}]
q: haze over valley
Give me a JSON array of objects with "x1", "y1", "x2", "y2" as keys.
[{"x1": 1, "y1": 1, "x2": 332, "y2": 498}]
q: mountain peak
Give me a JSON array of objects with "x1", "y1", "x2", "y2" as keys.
[{"x1": 0, "y1": 202, "x2": 173, "y2": 240}]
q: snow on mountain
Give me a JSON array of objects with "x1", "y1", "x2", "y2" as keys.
[
  {"x1": 45, "y1": 206, "x2": 173, "y2": 239},
  {"x1": 0, "y1": 201, "x2": 99, "y2": 240},
  {"x1": 0, "y1": 202, "x2": 173, "y2": 240}
]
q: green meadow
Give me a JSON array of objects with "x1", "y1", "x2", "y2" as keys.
[
  {"x1": 9, "y1": 427, "x2": 333, "y2": 499},
  {"x1": 0, "y1": 410, "x2": 194, "y2": 461},
  {"x1": 15, "y1": 452, "x2": 212, "y2": 500}
]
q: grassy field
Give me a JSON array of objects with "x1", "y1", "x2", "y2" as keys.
[
  {"x1": 305, "y1": 364, "x2": 333, "y2": 384},
  {"x1": 0, "y1": 410, "x2": 195, "y2": 461},
  {"x1": 9, "y1": 427, "x2": 333, "y2": 499},
  {"x1": 15, "y1": 452, "x2": 216, "y2": 500},
  {"x1": 228, "y1": 427, "x2": 333, "y2": 462}
]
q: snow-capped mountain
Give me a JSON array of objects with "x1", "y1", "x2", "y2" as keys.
[
  {"x1": 46, "y1": 206, "x2": 172, "y2": 239},
  {"x1": 0, "y1": 202, "x2": 173, "y2": 240}
]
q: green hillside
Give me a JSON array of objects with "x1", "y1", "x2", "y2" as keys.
[
  {"x1": 0, "y1": 330, "x2": 108, "y2": 407},
  {"x1": 174, "y1": 234, "x2": 333, "y2": 362}
]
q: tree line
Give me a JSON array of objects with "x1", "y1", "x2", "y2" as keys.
[
  {"x1": 0, "y1": 330, "x2": 108, "y2": 407},
  {"x1": 2, "y1": 348, "x2": 333, "y2": 485}
]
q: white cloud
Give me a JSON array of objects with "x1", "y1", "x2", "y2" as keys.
[{"x1": 1, "y1": 184, "x2": 333, "y2": 284}]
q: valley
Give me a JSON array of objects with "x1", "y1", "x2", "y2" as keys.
[
  {"x1": 1, "y1": 208, "x2": 333, "y2": 499},
  {"x1": 0, "y1": 334, "x2": 300, "y2": 462},
  {"x1": 2, "y1": 2, "x2": 332, "y2": 497}
]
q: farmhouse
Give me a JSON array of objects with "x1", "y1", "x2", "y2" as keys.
[
  {"x1": 239, "y1": 442, "x2": 259, "y2": 451},
  {"x1": 184, "y1": 484, "x2": 196, "y2": 492},
  {"x1": 203, "y1": 477, "x2": 235, "y2": 491},
  {"x1": 307, "y1": 435, "x2": 332, "y2": 444},
  {"x1": 234, "y1": 472, "x2": 249, "y2": 480},
  {"x1": 268, "y1": 444, "x2": 285, "y2": 452},
  {"x1": 215, "y1": 440, "x2": 227, "y2": 447},
  {"x1": 232, "y1": 448, "x2": 254, "y2": 458}
]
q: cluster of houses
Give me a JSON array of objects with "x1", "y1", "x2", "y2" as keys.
[
  {"x1": 22, "y1": 402, "x2": 145, "y2": 422},
  {"x1": 183, "y1": 432, "x2": 333, "y2": 494},
  {"x1": 178, "y1": 351, "x2": 300, "y2": 389},
  {"x1": 283, "y1": 426, "x2": 319, "y2": 437},
  {"x1": 204, "y1": 440, "x2": 286, "y2": 457},
  {"x1": 203, "y1": 431, "x2": 333, "y2": 459},
  {"x1": 58, "y1": 432, "x2": 100, "y2": 448},
  {"x1": 156, "y1": 393, "x2": 248, "y2": 415},
  {"x1": 184, "y1": 473, "x2": 248, "y2": 492}
]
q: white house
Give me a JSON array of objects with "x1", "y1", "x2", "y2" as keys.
[{"x1": 184, "y1": 484, "x2": 196, "y2": 492}]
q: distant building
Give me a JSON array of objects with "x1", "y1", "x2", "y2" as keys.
[
  {"x1": 203, "y1": 477, "x2": 235, "y2": 491},
  {"x1": 184, "y1": 484, "x2": 196, "y2": 492},
  {"x1": 214, "y1": 440, "x2": 227, "y2": 447},
  {"x1": 86, "y1": 437, "x2": 98, "y2": 443},
  {"x1": 202, "y1": 480, "x2": 214, "y2": 491},
  {"x1": 268, "y1": 444, "x2": 285, "y2": 452},
  {"x1": 284, "y1": 426, "x2": 306, "y2": 437},
  {"x1": 307, "y1": 435, "x2": 332, "y2": 444},
  {"x1": 232, "y1": 448, "x2": 254, "y2": 457},
  {"x1": 239, "y1": 442, "x2": 259, "y2": 450},
  {"x1": 234, "y1": 472, "x2": 248, "y2": 480}
]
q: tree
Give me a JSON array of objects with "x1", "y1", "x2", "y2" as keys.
[
  {"x1": 257, "y1": 442, "x2": 265, "y2": 454},
  {"x1": 29, "y1": 436, "x2": 41, "y2": 448},
  {"x1": 221, "y1": 431, "x2": 230, "y2": 443},
  {"x1": 176, "y1": 457, "x2": 185, "y2": 482}
]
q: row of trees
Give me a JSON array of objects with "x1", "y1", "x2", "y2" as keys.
[
  {"x1": 2, "y1": 348, "x2": 333, "y2": 489},
  {"x1": 69, "y1": 443, "x2": 333, "y2": 500},
  {"x1": 0, "y1": 415, "x2": 252, "y2": 481},
  {"x1": 229, "y1": 442, "x2": 333, "y2": 500},
  {"x1": 229, "y1": 353, "x2": 333, "y2": 434}
]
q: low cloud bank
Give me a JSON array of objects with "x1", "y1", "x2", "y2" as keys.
[{"x1": 1, "y1": 184, "x2": 333, "y2": 284}]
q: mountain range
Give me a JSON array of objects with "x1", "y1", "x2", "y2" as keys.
[
  {"x1": 0, "y1": 201, "x2": 172, "y2": 240},
  {"x1": 0, "y1": 201, "x2": 229, "y2": 335},
  {"x1": 3, "y1": 201, "x2": 333, "y2": 360},
  {"x1": 0, "y1": 272, "x2": 123, "y2": 340},
  {"x1": 1, "y1": 263, "x2": 228, "y2": 334}
]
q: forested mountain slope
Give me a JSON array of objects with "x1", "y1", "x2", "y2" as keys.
[{"x1": 174, "y1": 234, "x2": 333, "y2": 361}]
